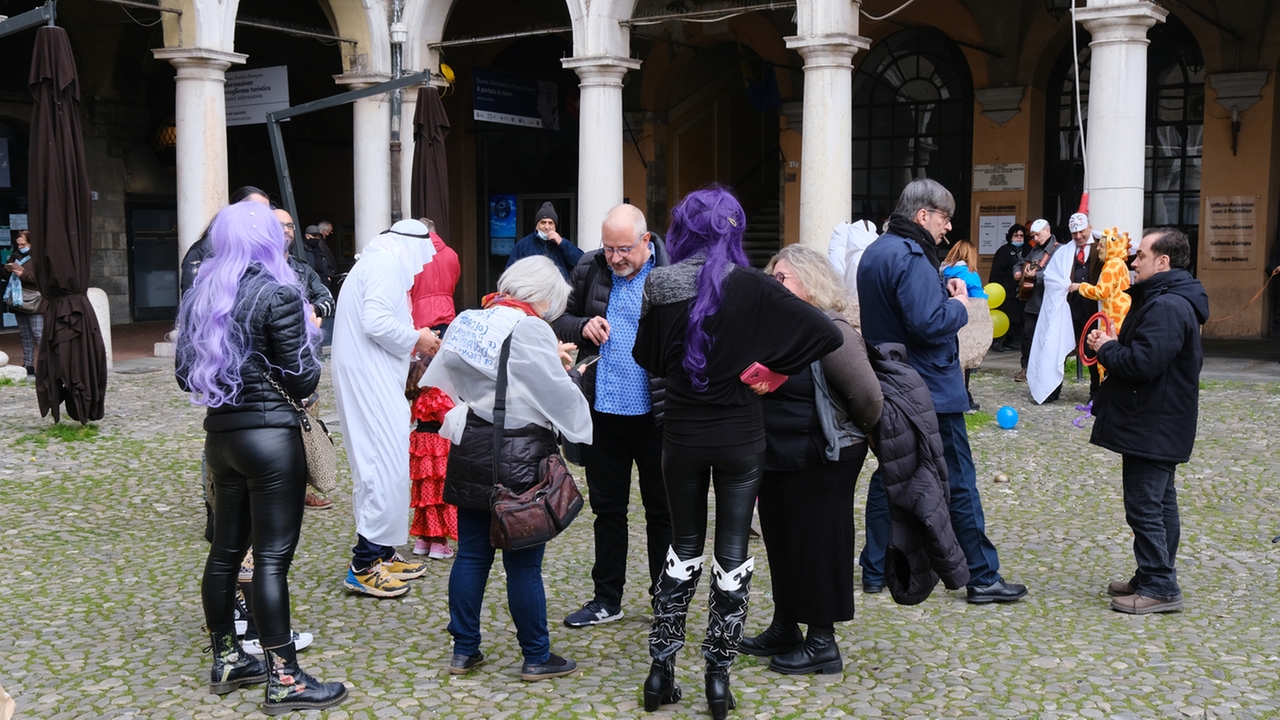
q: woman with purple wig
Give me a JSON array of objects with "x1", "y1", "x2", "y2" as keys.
[
  {"x1": 632, "y1": 186, "x2": 844, "y2": 719},
  {"x1": 176, "y1": 200, "x2": 348, "y2": 715}
]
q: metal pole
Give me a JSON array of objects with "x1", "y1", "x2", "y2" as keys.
[{"x1": 389, "y1": 0, "x2": 405, "y2": 224}]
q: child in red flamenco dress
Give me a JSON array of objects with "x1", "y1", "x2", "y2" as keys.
[{"x1": 410, "y1": 385, "x2": 458, "y2": 559}]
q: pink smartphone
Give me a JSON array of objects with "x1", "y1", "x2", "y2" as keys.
[{"x1": 739, "y1": 362, "x2": 788, "y2": 392}]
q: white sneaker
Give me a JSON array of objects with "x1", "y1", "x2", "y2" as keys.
[
  {"x1": 428, "y1": 542, "x2": 454, "y2": 560},
  {"x1": 412, "y1": 538, "x2": 431, "y2": 556},
  {"x1": 234, "y1": 620, "x2": 248, "y2": 637},
  {"x1": 243, "y1": 630, "x2": 314, "y2": 656}
]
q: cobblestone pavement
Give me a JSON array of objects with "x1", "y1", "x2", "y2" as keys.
[{"x1": 2, "y1": 361, "x2": 1280, "y2": 719}]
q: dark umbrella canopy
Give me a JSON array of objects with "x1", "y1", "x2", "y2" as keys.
[
  {"x1": 410, "y1": 86, "x2": 451, "y2": 242},
  {"x1": 29, "y1": 25, "x2": 106, "y2": 423}
]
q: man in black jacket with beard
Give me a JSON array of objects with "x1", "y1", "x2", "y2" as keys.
[
  {"x1": 1087, "y1": 226, "x2": 1209, "y2": 615},
  {"x1": 553, "y1": 203, "x2": 672, "y2": 628}
]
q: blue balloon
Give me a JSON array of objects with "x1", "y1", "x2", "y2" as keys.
[{"x1": 996, "y1": 406, "x2": 1019, "y2": 429}]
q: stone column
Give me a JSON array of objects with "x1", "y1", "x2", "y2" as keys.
[
  {"x1": 562, "y1": 56, "x2": 641, "y2": 250},
  {"x1": 784, "y1": 35, "x2": 869, "y2": 253},
  {"x1": 337, "y1": 75, "x2": 393, "y2": 251},
  {"x1": 152, "y1": 48, "x2": 246, "y2": 265},
  {"x1": 1076, "y1": 1, "x2": 1167, "y2": 236}
]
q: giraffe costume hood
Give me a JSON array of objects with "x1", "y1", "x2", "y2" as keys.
[{"x1": 1077, "y1": 227, "x2": 1134, "y2": 378}]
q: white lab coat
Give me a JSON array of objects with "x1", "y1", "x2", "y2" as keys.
[
  {"x1": 331, "y1": 238, "x2": 434, "y2": 547},
  {"x1": 424, "y1": 306, "x2": 592, "y2": 446},
  {"x1": 1027, "y1": 245, "x2": 1076, "y2": 404}
]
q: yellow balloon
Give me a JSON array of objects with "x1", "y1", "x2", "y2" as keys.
[
  {"x1": 990, "y1": 309, "x2": 1010, "y2": 338},
  {"x1": 984, "y1": 283, "x2": 1006, "y2": 309}
]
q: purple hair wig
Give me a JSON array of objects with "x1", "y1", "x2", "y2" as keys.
[
  {"x1": 177, "y1": 200, "x2": 320, "y2": 407},
  {"x1": 665, "y1": 185, "x2": 751, "y2": 391}
]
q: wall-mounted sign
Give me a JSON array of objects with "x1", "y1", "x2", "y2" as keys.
[
  {"x1": 225, "y1": 66, "x2": 290, "y2": 127},
  {"x1": 975, "y1": 201, "x2": 1021, "y2": 255},
  {"x1": 1202, "y1": 195, "x2": 1258, "y2": 270},
  {"x1": 973, "y1": 163, "x2": 1026, "y2": 192},
  {"x1": 473, "y1": 69, "x2": 558, "y2": 130}
]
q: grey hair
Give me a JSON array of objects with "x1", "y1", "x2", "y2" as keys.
[
  {"x1": 603, "y1": 203, "x2": 647, "y2": 241},
  {"x1": 764, "y1": 243, "x2": 848, "y2": 314},
  {"x1": 497, "y1": 256, "x2": 572, "y2": 320},
  {"x1": 418, "y1": 218, "x2": 437, "y2": 233},
  {"x1": 894, "y1": 178, "x2": 955, "y2": 220}
]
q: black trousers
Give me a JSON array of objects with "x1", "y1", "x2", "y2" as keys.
[
  {"x1": 584, "y1": 410, "x2": 671, "y2": 605},
  {"x1": 202, "y1": 427, "x2": 306, "y2": 649},
  {"x1": 1121, "y1": 455, "x2": 1181, "y2": 601},
  {"x1": 1020, "y1": 311, "x2": 1038, "y2": 369},
  {"x1": 662, "y1": 452, "x2": 764, "y2": 569}
]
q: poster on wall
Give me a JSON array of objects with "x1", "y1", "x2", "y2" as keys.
[
  {"x1": 473, "y1": 69, "x2": 559, "y2": 130},
  {"x1": 225, "y1": 66, "x2": 290, "y2": 127},
  {"x1": 975, "y1": 202, "x2": 1020, "y2": 255},
  {"x1": 489, "y1": 194, "x2": 517, "y2": 256},
  {"x1": 0, "y1": 138, "x2": 9, "y2": 188},
  {"x1": 1202, "y1": 195, "x2": 1259, "y2": 270}
]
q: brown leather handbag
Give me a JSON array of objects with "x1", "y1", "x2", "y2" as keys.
[{"x1": 485, "y1": 333, "x2": 585, "y2": 551}]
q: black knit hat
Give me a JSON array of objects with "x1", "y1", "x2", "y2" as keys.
[{"x1": 535, "y1": 201, "x2": 558, "y2": 226}]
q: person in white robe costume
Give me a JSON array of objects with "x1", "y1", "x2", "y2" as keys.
[
  {"x1": 1027, "y1": 237, "x2": 1077, "y2": 404},
  {"x1": 333, "y1": 219, "x2": 440, "y2": 598}
]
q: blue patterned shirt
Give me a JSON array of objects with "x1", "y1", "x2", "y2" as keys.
[{"x1": 594, "y1": 256, "x2": 655, "y2": 415}]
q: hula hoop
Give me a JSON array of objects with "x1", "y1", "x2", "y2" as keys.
[{"x1": 1078, "y1": 311, "x2": 1115, "y2": 367}]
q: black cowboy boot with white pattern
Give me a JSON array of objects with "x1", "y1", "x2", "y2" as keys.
[
  {"x1": 643, "y1": 548, "x2": 704, "y2": 712},
  {"x1": 702, "y1": 557, "x2": 754, "y2": 720}
]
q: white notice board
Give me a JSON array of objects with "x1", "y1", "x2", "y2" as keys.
[
  {"x1": 975, "y1": 201, "x2": 1021, "y2": 255},
  {"x1": 225, "y1": 66, "x2": 290, "y2": 127}
]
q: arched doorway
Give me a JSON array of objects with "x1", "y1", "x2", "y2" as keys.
[
  {"x1": 1043, "y1": 14, "x2": 1204, "y2": 264},
  {"x1": 850, "y1": 28, "x2": 974, "y2": 234}
]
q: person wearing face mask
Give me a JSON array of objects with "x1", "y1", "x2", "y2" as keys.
[
  {"x1": 2, "y1": 230, "x2": 44, "y2": 375},
  {"x1": 988, "y1": 224, "x2": 1028, "y2": 352},
  {"x1": 505, "y1": 202, "x2": 584, "y2": 281}
]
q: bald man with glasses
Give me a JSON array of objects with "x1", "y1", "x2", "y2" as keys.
[{"x1": 553, "y1": 204, "x2": 673, "y2": 628}]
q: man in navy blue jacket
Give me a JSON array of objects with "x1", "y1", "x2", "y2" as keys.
[
  {"x1": 1088, "y1": 227, "x2": 1208, "y2": 614},
  {"x1": 857, "y1": 178, "x2": 1028, "y2": 604},
  {"x1": 506, "y1": 201, "x2": 583, "y2": 280}
]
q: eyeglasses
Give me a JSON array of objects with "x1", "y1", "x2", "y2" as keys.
[
  {"x1": 773, "y1": 271, "x2": 788, "y2": 283},
  {"x1": 280, "y1": 222, "x2": 296, "y2": 231},
  {"x1": 928, "y1": 209, "x2": 952, "y2": 223},
  {"x1": 602, "y1": 238, "x2": 644, "y2": 257}
]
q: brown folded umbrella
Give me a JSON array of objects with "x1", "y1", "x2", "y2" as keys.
[
  {"x1": 410, "y1": 85, "x2": 451, "y2": 242},
  {"x1": 29, "y1": 25, "x2": 107, "y2": 423}
]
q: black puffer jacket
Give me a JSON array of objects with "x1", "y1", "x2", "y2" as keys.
[
  {"x1": 868, "y1": 343, "x2": 970, "y2": 605},
  {"x1": 552, "y1": 235, "x2": 670, "y2": 419},
  {"x1": 443, "y1": 410, "x2": 559, "y2": 511},
  {"x1": 180, "y1": 238, "x2": 212, "y2": 296},
  {"x1": 289, "y1": 256, "x2": 335, "y2": 318},
  {"x1": 175, "y1": 264, "x2": 321, "y2": 433},
  {"x1": 1091, "y1": 268, "x2": 1209, "y2": 463}
]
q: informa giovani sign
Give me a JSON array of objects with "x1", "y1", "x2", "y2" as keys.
[
  {"x1": 473, "y1": 69, "x2": 559, "y2": 130},
  {"x1": 1202, "y1": 195, "x2": 1258, "y2": 270},
  {"x1": 225, "y1": 66, "x2": 290, "y2": 127}
]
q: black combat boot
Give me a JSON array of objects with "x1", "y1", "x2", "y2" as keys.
[
  {"x1": 208, "y1": 630, "x2": 267, "y2": 694},
  {"x1": 769, "y1": 623, "x2": 843, "y2": 675},
  {"x1": 261, "y1": 641, "x2": 348, "y2": 715}
]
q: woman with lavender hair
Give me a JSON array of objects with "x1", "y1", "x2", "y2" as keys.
[
  {"x1": 632, "y1": 186, "x2": 844, "y2": 719},
  {"x1": 176, "y1": 200, "x2": 348, "y2": 715}
]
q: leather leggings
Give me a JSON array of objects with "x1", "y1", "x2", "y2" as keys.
[
  {"x1": 661, "y1": 453, "x2": 764, "y2": 569},
  {"x1": 202, "y1": 427, "x2": 305, "y2": 649}
]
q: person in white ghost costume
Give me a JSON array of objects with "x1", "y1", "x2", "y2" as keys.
[
  {"x1": 333, "y1": 219, "x2": 441, "y2": 598},
  {"x1": 1027, "y1": 235, "x2": 1078, "y2": 404}
]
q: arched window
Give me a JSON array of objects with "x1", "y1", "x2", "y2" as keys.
[
  {"x1": 851, "y1": 28, "x2": 973, "y2": 232},
  {"x1": 1043, "y1": 15, "x2": 1203, "y2": 262}
]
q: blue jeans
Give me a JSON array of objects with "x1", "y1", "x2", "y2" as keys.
[
  {"x1": 860, "y1": 412, "x2": 1002, "y2": 588},
  {"x1": 1121, "y1": 455, "x2": 1181, "y2": 601},
  {"x1": 448, "y1": 507, "x2": 550, "y2": 663}
]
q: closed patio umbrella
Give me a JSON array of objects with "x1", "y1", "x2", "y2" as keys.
[
  {"x1": 29, "y1": 25, "x2": 106, "y2": 423},
  {"x1": 409, "y1": 86, "x2": 451, "y2": 242}
]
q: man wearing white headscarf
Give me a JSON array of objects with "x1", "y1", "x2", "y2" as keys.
[
  {"x1": 333, "y1": 219, "x2": 440, "y2": 598},
  {"x1": 827, "y1": 219, "x2": 880, "y2": 296}
]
